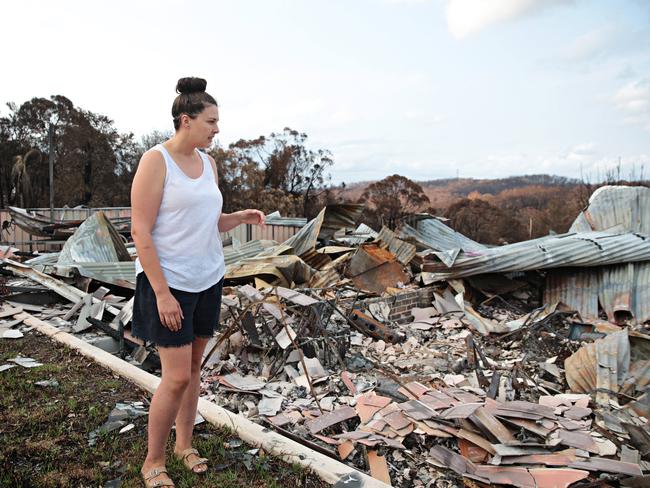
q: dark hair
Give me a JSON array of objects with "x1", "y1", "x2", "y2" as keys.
[{"x1": 171, "y1": 77, "x2": 218, "y2": 130}]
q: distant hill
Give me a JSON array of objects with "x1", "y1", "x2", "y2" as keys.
[{"x1": 338, "y1": 174, "x2": 582, "y2": 211}]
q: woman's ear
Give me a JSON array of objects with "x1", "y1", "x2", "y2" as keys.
[{"x1": 180, "y1": 113, "x2": 191, "y2": 129}]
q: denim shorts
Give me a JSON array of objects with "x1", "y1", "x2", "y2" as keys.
[{"x1": 131, "y1": 272, "x2": 223, "y2": 348}]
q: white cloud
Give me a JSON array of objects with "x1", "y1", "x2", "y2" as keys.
[
  {"x1": 566, "y1": 142, "x2": 597, "y2": 160},
  {"x1": 562, "y1": 25, "x2": 617, "y2": 62},
  {"x1": 615, "y1": 79, "x2": 650, "y2": 113},
  {"x1": 614, "y1": 79, "x2": 650, "y2": 130},
  {"x1": 445, "y1": 0, "x2": 574, "y2": 39}
]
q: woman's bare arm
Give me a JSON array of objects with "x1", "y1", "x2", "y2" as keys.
[
  {"x1": 130, "y1": 150, "x2": 184, "y2": 330},
  {"x1": 206, "y1": 155, "x2": 265, "y2": 232}
]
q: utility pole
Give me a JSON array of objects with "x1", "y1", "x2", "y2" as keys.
[{"x1": 48, "y1": 123, "x2": 55, "y2": 218}]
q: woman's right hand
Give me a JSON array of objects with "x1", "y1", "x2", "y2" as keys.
[{"x1": 155, "y1": 291, "x2": 184, "y2": 331}]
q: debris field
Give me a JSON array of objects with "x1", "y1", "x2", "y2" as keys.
[{"x1": 1, "y1": 185, "x2": 649, "y2": 487}]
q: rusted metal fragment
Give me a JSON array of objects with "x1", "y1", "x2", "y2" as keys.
[
  {"x1": 529, "y1": 468, "x2": 589, "y2": 488},
  {"x1": 496, "y1": 401, "x2": 557, "y2": 419},
  {"x1": 306, "y1": 406, "x2": 357, "y2": 435},
  {"x1": 498, "y1": 417, "x2": 554, "y2": 437},
  {"x1": 473, "y1": 466, "x2": 536, "y2": 488},
  {"x1": 458, "y1": 438, "x2": 490, "y2": 463},
  {"x1": 563, "y1": 406, "x2": 592, "y2": 420},
  {"x1": 570, "y1": 457, "x2": 643, "y2": 476},
  {"x1": 557, "y1": 430, "x2": 599, "y2": 454},
  {"x1": 439, "y1": 402, "x2": 483, "y2": 420},
  {"x1": 337, "y1": 441, "x2": 354, "y2": 460},
  {"x1": 334, "y1": 431, "x2": 405, "y2": 450},
  {"x1": 349, "y1": 309, "x2": 404, "y2": 344},
  {"x1": 454, "y1": 428, "x2": 497, "y2": 455},
  {"x1": 398, "y1": 400, "x2": 437, "y2": 421},
  {"x1": 398, "y1": 381, "x2": 431, "y2": 398},
  {"x1": 496, "y1": 452, "x2": 578, "y2": 466},
  {"x1": 375, "y1": 226, "x2": 417, "y2": 265},
  {"x1": 347, "y1": 244, "x2": 409, "y2": 294},
  {"x1": 470, "y1": 407, "x2": 516, "y2": 443},
  {"x1": 341, "y1": 371, "x2": 357, "y2": 395},
  {"x1": 299, "y1": 248, "x2": 332, "y2": 271},
  {"x1": 366, "y1": 450, "x2": 392, "y2": 485},
  {"x1": 443, "y1": 387, "x2": 483, "y2": 403},
  {"x1": 356, "y1": 392, "x2": 391, "y2": 424},
  {"x1": 419, "y1": 391, "x2": 456, "y2": 410},
  {"x1": 383, "y1": 411, "x2": 411, "y2": 431},
  {"x1": 312, "y1": 434, "x2": 341, "y2": 445},
  {"x1": 428, "y1": 445, "x2": 484, "y2": 480},
  {"x1": 565, "y1": 330, "x2": 634, "y2": 406},
  {"x1": 413, "y1": 421, "x2": 452, "y2": 438},
  {"x1": 362, "y1": 419, "x2": 387, "y2": 433},
  {"x1": 226, "y1": 255, "x2": 316, "y2": 287}
]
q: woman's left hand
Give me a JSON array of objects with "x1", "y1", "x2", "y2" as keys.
[{"x1": 238, "y1": 209, "x2": 266, "y2": 227}]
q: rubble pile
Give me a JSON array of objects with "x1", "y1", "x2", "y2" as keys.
[{"x1": 1, "y1": 186, "x2": 649, "y2": 487}]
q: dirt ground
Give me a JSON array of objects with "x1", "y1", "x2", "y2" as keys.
[{"x1": 0, "y1": 330, "x2": 329, "y2": 488}]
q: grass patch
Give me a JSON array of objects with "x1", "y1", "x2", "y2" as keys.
[{"x1": 1, "y1": 330, "x2": 328, "y2": 487}]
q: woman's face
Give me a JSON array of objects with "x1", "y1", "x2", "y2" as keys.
[{"x1": 188, "y1": 104, "x2": 219, "y2": 148}]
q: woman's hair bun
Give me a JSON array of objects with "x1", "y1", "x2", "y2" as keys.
[{"x1": 176, "y1": 77, "x2": 207, "y2": 95}]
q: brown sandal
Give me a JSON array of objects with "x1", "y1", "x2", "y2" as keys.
[
  {"x1": 175, "y1": 447, "x2": 208, "y2": 474},
  {"x1": 142, "y1": 466, "x2": 175, "y2": 487}
]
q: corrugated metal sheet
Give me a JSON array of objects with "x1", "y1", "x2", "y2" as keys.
[
  {"x1": 545, "y1": 262, "x2": 650, "y2": 323},
  {"x1": 544, "y1": 268, "x2": 599, "y2": 319},
  {"x1": 565, "y1": 330, "x2": 639, "y2": 406},
  {"x1": 375, "y1": 226, "x2": 417, "y2": 265},
  {"x1": 336, "y1": 223, "x2": 378, "y2": 246},
  {"x1": 223, "y1": 239, "x2": 278, "y2": 265},
  {"x1": 57, "y1": 212, "x2": 131, "y2": 265},
  {"x1": 70, "y1": 262, "x2": 136, "y2": 289},
  {"x1": 347, "y1": 244, "x2": 409, "y2": 294},
  {"x1": 264, "y1": 212, "x2": 308, "y2": 227},
  {"x1": 25, "y1": 253, "x2": 60, "y2": 266},
  {"x1": 550, "y1": 185, "x2": 650, "y2": 324},
  {"x1": 422, "y1": 231, "x2": 650, "y2": 279},
  {"x1": 400, "y1": 218, "x2": 486, "y2": 267},
  {"x1": 300, "y1": 248, "x2": 332, "y2": 270},
  {"x1": 264, "y1": 207, "x2": 326, "y2": 257},
  {"x1": 632, "y1": 262, "x2": 650, "y2": 323},
  {"x1": 318, "y1": 204, "x2": 365, "y2": 240},
  {"x1": 570, "y1": 186, "x2": 650, "y2": 234},
  {"x1": 225, "y1": 255, "x2": 316, "y2": 287},
  {"x1": 599, "y1": 263, "x2": 634, "y2": 322}
]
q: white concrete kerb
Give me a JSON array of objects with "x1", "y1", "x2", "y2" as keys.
[{"x1": 16, "y1": 311, "x2": 390, "y2": 487}]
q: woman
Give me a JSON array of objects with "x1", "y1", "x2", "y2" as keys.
[{"x1": 131, "y1": 77, "x2": 264, "y2": 487}]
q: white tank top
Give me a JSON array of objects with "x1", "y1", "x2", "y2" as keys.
[{"x1": 135, "y1": 144, "x2": 225, "y2": 292}]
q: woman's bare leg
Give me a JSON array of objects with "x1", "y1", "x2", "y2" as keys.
[
  {"x1": 141, "y1": 344, "x2": 193, "y2": 481},
  {"x1": 173, "y1": 337, "x2": 211, "y2": 472}
]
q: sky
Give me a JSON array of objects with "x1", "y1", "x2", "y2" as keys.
[{"x1": 2, "y1": 0, "x2": 650, "y2": 184}]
